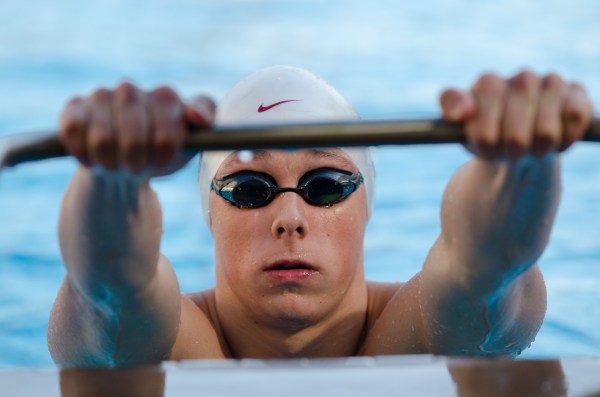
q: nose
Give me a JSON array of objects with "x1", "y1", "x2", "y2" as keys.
[{"x1": 270, "y1": 192, "x2": 309, "y2": 239}]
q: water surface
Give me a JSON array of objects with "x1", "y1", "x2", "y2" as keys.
[{"x1": 0, "y1": 0, "x2": 599, "y2": 366}]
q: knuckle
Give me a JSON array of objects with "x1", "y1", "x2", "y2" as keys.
[
  {"x1": 476, "y1": 73, "x2": 506, "y2": 93},
  {"x1": 510, "y1": 70, "x2": 540, "y2": 93},
  {"x1": 152, "y1": 137, "x2": 178, "y2": 165},
  {"x1": 90, "y1": 134, "x2": 116, "y2": 152},
  {"x1": 473, "y1": 135, "x2": 497, "y2": 151},
  {"x1": 59, "y1": 97, "x2": 86, "y2": 140},
  {"x1": 503, "y1": 139, "x2": 528, "y2": 158},
  {"x1": 150, "y1": 85, "x2": 179, "y2": 104},
  {"x1": 123, "y1": 140, "x2": 145, "y2": 159},
  {"x1": 535, "y1": 128, "x2": 558, "y2": 146},
  {"x1": 115, "y1": 81, "x2": 141, "y2": 104},
  {"x1": 60, "y1": 118, "x2": 81, "y2": 140},
  {"x1": 533, "y1": 136, "x2": 554, "y2": 157},
  {"x1": 66, "y1": 96, "x2": 85, "y2": 108},
  {"x1": 568, "y1": 80, "x2": 586, "y2": 92},
  {"x1": 563, "y1": 105, "x2": 585, "y2": 125},
  {"x1": 89, "y1": 87, "x2": 113, "y2": 103},
  {"x1": 504, "y1": 134, "x2": 528, "y2": 149},
  {"x1": 542, "y1": 72, "x2": 564, "y2": 90},
  {"x1": 154, "y1": 137, "x2": 177, "y2": 154}
]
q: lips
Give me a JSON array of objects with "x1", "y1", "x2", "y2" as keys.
[
  {"x1": 264, "y1": 260, "x2": 317, "y2": 272},
  {"x1": 263, "y1": 260, "x2": 319, "y2": 282}
]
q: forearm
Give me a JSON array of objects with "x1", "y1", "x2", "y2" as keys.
[
  {"x1": 50, "y1": 167, "x2": 181, "y2": 367},
  {"x1": 423, "y1": 70, "x2": 593, "y2": 356},
  {"x1": 59, "y1": 167, "x2": 163, "y2": 297},
  {"x1": 420, "y1": 156, "x2": 558, "y2": 355},
  {"x1": 441, "y1": 155, "x2": 560, "y2": 290}
]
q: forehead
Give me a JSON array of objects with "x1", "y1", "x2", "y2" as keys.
[{"x1": 220, "y1": 148, "x2": 356, "y2": 171}]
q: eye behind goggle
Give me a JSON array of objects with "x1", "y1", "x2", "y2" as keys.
[
  {"x1": 212, "y1": 168, "x2": 363, "y2": 209},
  {"x1": 212, "y1": 172, "x2": 277, "y2": 208},
  {"x1": 300, "y1": 168, "x2": 362, "y2": 206}
]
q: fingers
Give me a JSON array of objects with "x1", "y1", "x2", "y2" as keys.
[
  {"x1": 58, "y1": 82, "x2": 203, "y2": 175},
  {"x1": 447, "y1": 70, "x2": 595, "y2": 161},
  {"x1": 466, "y1": 74, "x2": 507, "y2": 159},
  {"x1": 561, "y1": 82, "x2": 594, "y2": 151},
  {"x1": 148, "y1": 86, "x2": 186, "y2": 168},
  {"x1": 502, "y1": 71, "x2": 540, "y2": 158},
  {"x1": 114, "y1": 82, "x2": 148, "y2": 174},
  {"x1": 533, "y1": 73, "x2": 565, "y2": 157},
  {"x1": 59, "y1": 97, "x2": 89, "y2": 166},
  {"x1": 184, "y1": 94, "x2": 216, "y2": 127},
  {"x1": 87, "y1": 88, "x2": 117, "y2": 170}
]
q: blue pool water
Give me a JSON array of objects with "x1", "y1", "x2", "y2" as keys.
[{"x1": 0, "y1": 0, "x2": 599, "y2": 367}]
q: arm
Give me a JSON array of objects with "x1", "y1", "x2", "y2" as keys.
[
  {"x1": 420, "y1": 157, "x2": 555, "y2": 356},
  {"x1": 419, "y1": 71, "x2": 594, "y2": 355},
  {"x1": 47, "y1": 83, "x2": 215, "y2": 367}
]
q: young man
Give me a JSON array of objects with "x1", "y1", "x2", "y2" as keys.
[{"x1": 48, "y1": 66, "x2": 594, "y2": 367}]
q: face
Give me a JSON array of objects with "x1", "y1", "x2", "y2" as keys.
[{"x1": 209, "y1": 149, "x2": 369, "y2": 331}]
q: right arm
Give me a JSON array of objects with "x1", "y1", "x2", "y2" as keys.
[{"x1": 47, "y1": 83, "x2": 215, "y2": 367}]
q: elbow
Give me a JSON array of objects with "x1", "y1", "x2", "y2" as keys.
[{"x1": 479, "y1": 265, "x2": 547, "y2": 357}]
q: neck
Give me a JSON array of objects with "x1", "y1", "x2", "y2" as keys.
[
  {"x1": 217, "y1": 284, "x2": 368, "y2": 359},
  {"x1": 225, "y1": 310, "x2": 367, "y2": 359}
]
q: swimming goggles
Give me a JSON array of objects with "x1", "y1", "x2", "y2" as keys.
[{"x1": 211, "y1": 167, "x2": 364, "y2": 209}]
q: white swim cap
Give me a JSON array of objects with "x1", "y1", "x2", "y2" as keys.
[{"x1": 199, "y1": 65, "x2": 375, "y2": 224}]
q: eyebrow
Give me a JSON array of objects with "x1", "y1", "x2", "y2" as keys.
[
  {"x1": 223, "y1": 149, "x2": 355, "y2": 169},
  {"x1": 305, "y1": 149, "x2": 355, "y2": 168}
]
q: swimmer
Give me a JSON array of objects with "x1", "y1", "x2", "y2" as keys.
[{"x1": 48, "y1": 66, "x2": 594, "y2": 366}]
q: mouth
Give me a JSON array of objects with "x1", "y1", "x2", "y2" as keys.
[
  {"x1": 263, "y1": 260, "x2": 319, "y2": 282},
  {"x1": 264, "y1": 260, "x2": 317, "y2": 271}
]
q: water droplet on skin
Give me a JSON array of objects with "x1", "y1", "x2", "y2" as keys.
[{"x1": 237, "y1": 150, "x2": 254, "y2": 163}]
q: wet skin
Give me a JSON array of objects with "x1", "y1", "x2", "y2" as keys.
[
  {"x1": 207, "y1": 149, "x2": 370, "y2": 355},
  {"x1": 48, "y1": 71, "x2": 594, "y2": 367}
]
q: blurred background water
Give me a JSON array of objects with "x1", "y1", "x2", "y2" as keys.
[{"x1": 0, "y1": 0, "x2": 598, "y2": 367}]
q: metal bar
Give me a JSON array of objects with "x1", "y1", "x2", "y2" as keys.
[{"x1": 1, "y1": 118, "x2": 599, "y2": 168}]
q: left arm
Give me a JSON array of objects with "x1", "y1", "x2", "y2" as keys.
[
  {"x1": 418, "y1": 71, "x2": 593, "y2": 356},
  {"x1": 362, "y1": 71, "x2": 593, "y2": 356}
]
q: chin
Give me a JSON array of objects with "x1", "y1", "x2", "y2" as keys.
[{"x1": 259, "y1": 294, "x2": 329, "y2": 332}]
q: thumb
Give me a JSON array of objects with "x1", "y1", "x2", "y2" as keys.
[
  {"x1": 184, "y1": 94, "x2": 216, "y2": 128},
  {"x1": 439, "y1": 88, "x2": 476, "y2": 122}
]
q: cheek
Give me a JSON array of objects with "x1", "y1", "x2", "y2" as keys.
[
  {"x1": 317, "y1": 193, "x2": 368, "y2": 266},
  {"x1": 210, "y1": 197, "x2": 266, "y2": 274},
  {"x1": 327, "y1": 188, "x2": 368, "y2": 236}
]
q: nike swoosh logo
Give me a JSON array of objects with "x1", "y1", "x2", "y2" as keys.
[{"x1": 258, "y1": 99, "x2": 301, "y2": 113}]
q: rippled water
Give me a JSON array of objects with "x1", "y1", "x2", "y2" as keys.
[{"x1": 0, "y1": 0, "x2": 599, "y2": 366}]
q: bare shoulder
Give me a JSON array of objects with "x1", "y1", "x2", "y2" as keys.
[
  {"x1": 169, "y1": 289, "x2": 231, "y2": 360},
  {"x1": 365, "y1": 280, "x2": 404, "y2": 325},
  {"x1": 360, "y1": 275, "x2": 428, "y2": 355},
  {"x1": 185, "y1": 289, "x2": 216, "y2": 314}
]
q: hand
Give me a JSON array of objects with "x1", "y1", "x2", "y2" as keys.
[
  {"x1": 440, "y1": 70, "x2": 594, "y2": 160},
  {"x1": 59, "y1": 82, "x2": 215, "y2": 176}
]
